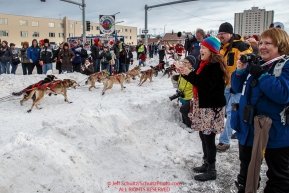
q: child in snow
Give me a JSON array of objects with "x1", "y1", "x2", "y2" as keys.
[{"x1": 138, "y1": 53, "x2": 146, "y2": 67}]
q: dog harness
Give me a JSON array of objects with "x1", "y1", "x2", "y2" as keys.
[{"x1": 38, "y1": 80, "x2": 63, "y2": 92}]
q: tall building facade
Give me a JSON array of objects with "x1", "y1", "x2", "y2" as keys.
[
  {"x1": 0, "y1": 13, "x2": 137, "y2": 47},
  {"x1": 234, "y1": 7, "x2": 274, "y2": 36}
]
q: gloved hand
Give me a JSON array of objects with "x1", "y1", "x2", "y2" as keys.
[{"x1": 248, "y1": 63, "x2": 266, "y2": 78}]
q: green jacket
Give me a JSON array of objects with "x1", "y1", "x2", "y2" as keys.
[{"x1": 100, "y1": 51, "x2": 112, "y2": 64}]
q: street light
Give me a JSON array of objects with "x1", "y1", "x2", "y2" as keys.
[{"x1": 113, "y1": 12, "x2": 120, "y2": 16}]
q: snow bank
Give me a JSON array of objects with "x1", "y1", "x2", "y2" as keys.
[{"x1": 0, "y1": 60, "x2": 266, "y2": 192}]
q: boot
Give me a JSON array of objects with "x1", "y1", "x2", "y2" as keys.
[
  {"x1": 193, "y1": 160, "x2": 208, "y2": 173},
  {"x1": 194, "y1": 163, "x2": 216, "y2": 181},
  {"x1": 234, "y1": 181, "x2": 245, "y2": 193}
]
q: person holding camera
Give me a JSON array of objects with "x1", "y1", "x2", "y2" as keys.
[
  {"x1": 19, "y1": 41, "x2": 31, "y2": 75},
  {"x1": 10, "y1": 43, "x2": 20, "y2": 74},
  {"x1": 231, "y1": 28, "x2": 289, "y2": 193},
  {"x1": 216, "y1": 22, "x2": 253, "y2": 152},
  {"x1": 99, "y1": 46, "x2": 112, "y2": 74},
  {"x1": 0, "y1": 40, "x2": 12, "y2": 74},
  {"x1": 171, "y1": 55, "x2": 196, "y2": 129},
  {"x1": 179, "y1": 36, "x2": 229, "y2": 181},
  {"x1": 158, "y1": 40, "x2": 166, "y2": 63}
]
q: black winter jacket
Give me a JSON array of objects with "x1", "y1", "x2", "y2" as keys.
[
  {"x1": 120, "y1": 50, "x2": 133, "y2": 64},
  {"x1": 0, "y1": 47, "x2": 12, "y2": 63},
  {"x1": 182, "y1": 62, "x2": 226, "y2": 108},
  {"x1": 40, "y1": 46, "x2": 54, "y2": 64},
  {"x1": 91, "y1": 44, "x2": 100, "y2": 60}
]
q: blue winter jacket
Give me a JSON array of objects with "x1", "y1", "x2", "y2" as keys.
[
  {"x1": 231, "y1": 57, "x2": 289, "y2": 148},
  {"x1": 71, "y1": 46, "x2": 82, "y2": 64},
  {"x1": 27, "y1": 46, "x2": 41, "y2": 63}
]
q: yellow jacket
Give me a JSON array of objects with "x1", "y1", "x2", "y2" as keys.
[
  {"x1": 220, "y1": 34, "x2": 252, "y2": 86},
  {"x1": 178, "y1": 76, "x2": 193, "y2": 101}
]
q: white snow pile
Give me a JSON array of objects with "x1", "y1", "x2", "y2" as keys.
[{"x1": 0, "y1": 62, "x2": 265, "y2": 193}]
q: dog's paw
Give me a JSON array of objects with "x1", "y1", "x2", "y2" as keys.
[
  {"x1": 102, "y1": 92, "x2": 105, "y2": 95},
  {"x1": 54, "y1": 94, "x2": 57, "y2": 96},
  {"x1": 27, "y1": 110, "x2": 31, "y2": 113},
  {"x1": 48, "y1": 93, "x2": 52, "y2": 96},
  {"x1": 69, "y1": 102, "x2": 73, "y2": 103}
]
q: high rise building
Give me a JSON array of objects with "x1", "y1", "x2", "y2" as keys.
[{"x1": 234, "y1": 7, "x2": 274, "y2": 36}]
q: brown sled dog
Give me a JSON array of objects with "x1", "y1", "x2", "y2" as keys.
[
  {"x1": 21, "y1": 79, "x2": 79, "y2": 113},
  {"x1": 138, "y1": 69, "x2": 156, "y2": 86},
  {"x1": 85, "y1": 69, "x2": 110, "y2": 91},
  {"x1": 97, "y1": 73, "x2": 126, "y2": 95},
  {"x1": 125, "y1": 65, "x2": 141, "y2": 83}
]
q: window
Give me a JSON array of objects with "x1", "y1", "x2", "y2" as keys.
[
  {"x1": 0, "y1": 18, "x2": 7, "y2": 25},
  {"x1": 91, "y1": 26, "x2": 93, "y2": 30},
  {"x1": 20, "y1": 20, "x2": 28, "y2": 26},
  {"x1": 130, "y1": 36, "x2": 131, "y2": 39},
  {"x1": 59, "y1": 23, "x2": 64, "y2": 28},
  {"x1": 125, "y1": 29, "x2": 128, "y2": 32},
  {"x1": 32, "y1": 32, "x2": 39, "y2": 37},
  {"x1": 119, "y1": 28, "x2": 123, "y2": 32},
  {"x1": 69, "y1": 33, "x2": 73, "y2": 37},
  {"x1": 49, "y1": 32, "x2": 55, "y2": 37},
  {"x1": 48, "y1": 22, "x2": 55, "y2": 28},
  {"x1": 59, "y1": 33, "x2": 64, "y2": 37},
  {"x1": 96, "y1": 26, "x2": 99, "y2": 30},
  {"x1": 70, "y1": 24, "x2": 73, "y2": 28},
  {"x1": 130, "y1": 29, "x2": 132, "y2": 33},
  {"x1": 32, "y1": 21, "x2": 39, "y2": 27},
  {"x1": 125, "y1": 36, "x2": 128, "y2": 39},
  {"x1": 20, "y1": 31, "x2": 28, "y2": 37},
  {"x1": 0, "y1": 30, "x2": 8, "y2": 36},
  {"x1": 88, "y1": 34, "x2": 93, "y2": 36}
]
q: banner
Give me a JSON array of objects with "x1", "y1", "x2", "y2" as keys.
[{"x1": 99, "y1": 15, "x2": 115, "y2": 34}]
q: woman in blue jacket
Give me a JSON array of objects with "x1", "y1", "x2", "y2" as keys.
[
  {"x1": 231, "y1": 28, "x2": 289, "y2": 192},
  {"x1": 27, "y1": 39, "x2": 41, "y2": 74}
]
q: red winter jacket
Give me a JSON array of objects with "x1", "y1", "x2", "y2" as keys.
[{"x1": 175, "y1": 44, "x2": 184, "y2": 56}]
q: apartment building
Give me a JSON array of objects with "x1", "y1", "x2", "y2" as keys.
[
  {"x1": 0, "y1": 13, "x2": 137, "y2": 47},
  {"x1": 234, "y1": 7, "x2": 274, "y2": 36}
]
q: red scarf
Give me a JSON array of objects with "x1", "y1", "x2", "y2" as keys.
[{"x1": 193, "y1": 60, "x2": 210, "y2": 99}]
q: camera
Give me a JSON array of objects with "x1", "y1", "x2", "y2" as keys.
[
  {"x1": 240, "y1": 53, "x2": 258, "y2": 64},
  {"x1": 177, "y1": 32, "x2": 197, "y2": 42},
  {"x1": 169, "y1": 89, "x2": 184, "y2": 101}
]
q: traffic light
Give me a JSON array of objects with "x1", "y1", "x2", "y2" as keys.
[
  {"x1": 86, "y1": 21, "x2": 91, "y2": 31},
  {"x1": 40, "y1": 0, "x2": 46, "y2": 2}
]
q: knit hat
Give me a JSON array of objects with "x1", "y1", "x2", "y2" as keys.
[
  {"x1": 109, "y1": 40, "x2": 114, "y2": 45},
  {"x1": 2, "y1": 40, "x2": 8, "y2": 45},
  {"x1": 218, "y1": 22, "x2": 233, "y2": 34},
  {"x1": 184, "y1": 55, "x2": 196, "y2": 66},
  {"x1": 201, "y1": 36, "x2": 221, "y2": 54},
  {"x1": 252, "y1": 34, "x2": 259, "y2": 41},
  {"x1": 94, "y1": 38, "x2": 99, "y2": 45},
  {"x1": 39, "y1": 39, "x2": 44, "y2": 44},
  {"x1": 44, "y1": 38, "x2": 49, "y2": 44}
]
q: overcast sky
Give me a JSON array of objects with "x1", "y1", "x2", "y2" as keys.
[{"x1": 1, "y1": 0, "x2": 288, "y2": 35}]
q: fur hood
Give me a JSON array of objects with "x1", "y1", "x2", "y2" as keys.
[
  {"x1": 63, "y1": 42, "x2": 70, "y2": 50},
  {"x1": 22, "y1": 41, "x2": 29, "y2": 48}
]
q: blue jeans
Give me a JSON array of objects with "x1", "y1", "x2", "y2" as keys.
[
  {"x1": 22, "y1": 63, "x2": 30, "y2": 75},
  {"x1": 121, "y1": 63, "x2": 130, "y2": 73},
  {"x1": 42, "y1": 63, "x2": 52, "y2": 74},
  {"x1": 0, "y1": 61, "x2": 11, "y2": 74},
  {"x1": 61, "y1": 70, "x2": 71, "y2": 74},
  {"x1": 11, "y1": 64, "x2": 18, "y2": 74},
  {"x1": 101, "y1": 63, "x2": 110, "y2": 75},
  {"x1": 115, "y1": 58, "x2": 119, "y2": 73},
  {"x1": 219, "y1": 86, "x2": 241, "y2": 145},
  {"x1": 94, "y1": 59, "x2": 100, "y2": 73},
  {"x1": 139, "y1": 60, "x2": 146, "y2": 66}
]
